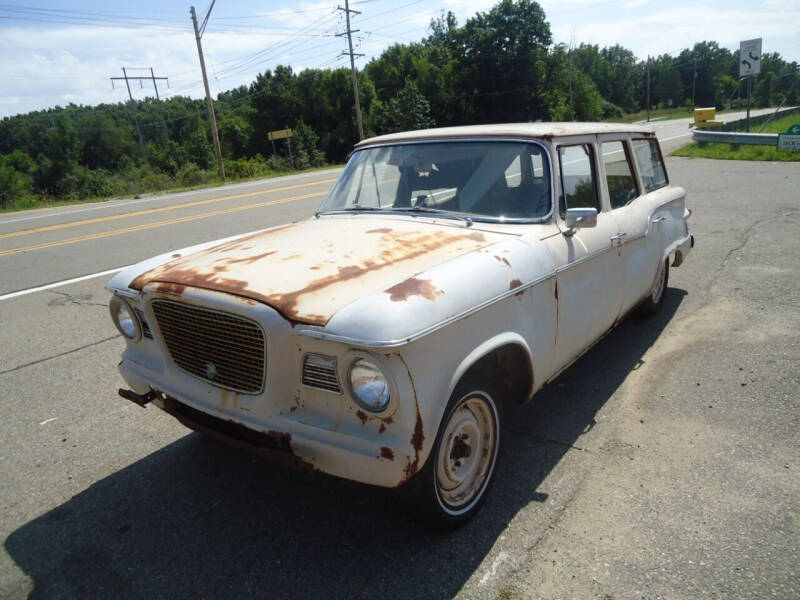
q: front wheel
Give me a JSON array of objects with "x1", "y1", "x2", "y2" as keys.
[
  {"x1": 639, "y1": 257, "x2": 669, "y2": 317},
  {"x1": 404, "y1": 377, "x2": 502, "y2": 531}
]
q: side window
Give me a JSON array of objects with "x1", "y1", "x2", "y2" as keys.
[
  {"x1": 558, "y1": 144, "x2": 598, "y2": 217},
  {"x1": 632, "y1": 139, "x2": 667, "y2": 192},
  {"x1": 601, "y1": 141, "x2": 639, "y2": 209}
]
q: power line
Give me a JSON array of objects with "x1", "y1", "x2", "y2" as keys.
[{"x1": 337, "y1": 0, "x2": 365, "y2": 140}]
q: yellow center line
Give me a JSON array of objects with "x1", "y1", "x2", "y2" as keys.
[
  {"x1": 0, "y1": 177, "x2": 337, "y2": 241},
  {"x1": 0, "y1": 191, "x2": 326, "y2": 258}
]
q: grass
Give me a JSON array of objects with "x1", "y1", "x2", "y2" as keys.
[
  {"x1": 753, "y1": 112, "x2": 800, "y2": 134},
  {"x1": 672, "y1": 143, "x2": 799, "y2": 161},
  {"x1": 0, "y1": 163, "x2": 343, "y2": 215},
  {"x1": 672, "y1": 111, "x2": 800, "y2": 161}
]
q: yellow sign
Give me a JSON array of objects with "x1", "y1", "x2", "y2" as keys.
[{"x1": 268, "y1": 128, "x2": 293, "y2": 141}]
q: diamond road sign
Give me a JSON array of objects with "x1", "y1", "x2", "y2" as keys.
[{"x1": 739, "y1": 38, "x2": 762, "y2": 77}]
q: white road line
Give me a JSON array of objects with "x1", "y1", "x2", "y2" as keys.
[
  {"x1": 0, "y1": 266, "x2": 128, "y2": 301},
  {"x1": 0, "y1": 168, "x2": 341, "y2": 227},
  {"x1": 660, "y1": 131, "x2": 694, "y2": 142}
]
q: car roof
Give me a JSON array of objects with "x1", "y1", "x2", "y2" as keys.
[{"x1": 356, "y1": 122, "x2": 656, "y2": 148}]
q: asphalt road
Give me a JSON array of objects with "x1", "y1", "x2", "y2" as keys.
[{"x1": 1, "y1": 111, "x2": 797, "y2": 599}]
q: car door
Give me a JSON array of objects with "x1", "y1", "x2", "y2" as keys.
[
  {"x1": 543, "y1": 140, "x2": 623, "y2": 368},
  {"x1": 598, "y1": 137, "x2": 662, "y2": 315}
]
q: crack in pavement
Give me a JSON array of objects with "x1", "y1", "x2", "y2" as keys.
[
  {"x1": 46, "y1": 290, "x2": 107, "y2": 308},
  {"x1": 0, "y1": 335, "x2": 120, "y2": 376}
]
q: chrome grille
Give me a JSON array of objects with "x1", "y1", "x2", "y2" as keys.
[
  {"x1": 302, "y1": 353, "x2": 341, "y2": 393},
  {"x1": 151, "y1": 299, "x2": 265, "y2": 394}
]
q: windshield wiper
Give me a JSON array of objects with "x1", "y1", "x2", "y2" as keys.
[{"x1": 393, "y1": 206, "x2": 473, "y2": 227}]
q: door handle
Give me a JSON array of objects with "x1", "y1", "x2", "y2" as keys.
[
  {"x1": 610, "y1": 232, "x2": 627, "y2": 246},
  {"x1": 652, "y1": 216, "x2": 667, "y2": 223}
]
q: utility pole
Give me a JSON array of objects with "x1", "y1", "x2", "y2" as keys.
[
  {"x1": 691, "y1": 57, "x2": 697, "y2": 107},
  {"x1": 191, "y1": 3, "x2": 226, "y2": 181},
  {"x1": 568, "y1": 44, "x2": 574, "y2": 120},
  {"x1": 110, "y1": 67, "x2": 149, "y2": 163},
  {"x1": 150, "y1": 67, "x2": 170, "y2": 142},
  {"x1": 112, "y1": 68, "x2": 170, "y2": 151},
  {"x1": 337, "y1": 0, "x2": 365, "y2": 140},
  {"x1": 646, "y1": 56, "x2": 650, "y2": 122}
]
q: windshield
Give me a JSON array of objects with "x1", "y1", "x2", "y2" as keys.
[{"x1": 318, "y1": 141, "x2": 552, "y2": 221}]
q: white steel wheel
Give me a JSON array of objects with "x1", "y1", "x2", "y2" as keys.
[
  {"x1": 404, "y1": 377, "x2": 502, "y2": 531},
  {"x1": 435, "y1": 392, "x2": 498, "y2": 515}
]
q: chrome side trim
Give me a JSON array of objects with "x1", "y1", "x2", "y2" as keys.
[{"x1": 297, "y1": 272, "x2": 556, "y2": 348}]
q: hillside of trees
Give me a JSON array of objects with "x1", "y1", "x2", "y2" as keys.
[{"x1": 1, "y1": 0, "x2": 798, "y2": 208}]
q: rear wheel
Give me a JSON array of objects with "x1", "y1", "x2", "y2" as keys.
[
  {"x1": 404, "y1": 376, "x2": 502, "y2": 531},
  {"x1": 639, "y1": 257, "x2": 669, "y2": 316}
]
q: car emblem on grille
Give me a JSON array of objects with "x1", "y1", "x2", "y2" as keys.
[{"x1": 205, "y1": 362, "x2": 218, "y2": 379}]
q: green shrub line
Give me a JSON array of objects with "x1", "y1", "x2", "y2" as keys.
[{"x1": 0, "y1": 160, "x2": 342, "y2": 214}]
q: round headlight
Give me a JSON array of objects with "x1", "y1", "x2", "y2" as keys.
[
  {"x1": 349, "y1": 359, "x2": 390, "y2": 412},
  {"x1": 109, "y1": 296, "x2": 141, "y2": 342}
]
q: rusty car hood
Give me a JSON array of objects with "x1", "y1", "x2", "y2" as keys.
[{"x1": 127, "y1": 217, "x2": 513, "y2": 325}]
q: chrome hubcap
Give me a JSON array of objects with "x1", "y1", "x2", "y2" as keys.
[{"x1": 436, "y1": 394, "x2": 497, "y2": 512}]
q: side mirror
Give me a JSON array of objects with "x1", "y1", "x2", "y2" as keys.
[{"x1": 565, "y1": 207, "x2": 598, "y2": 231}]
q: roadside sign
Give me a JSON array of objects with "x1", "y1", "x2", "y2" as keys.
[
  {"x1": 777, "y1": 124, "x2": 800, "y2": 152},
  {"x1": 268, "y1": 128, "x2": 293, "y2": 141},
  {"x1": 739, "y1": 38, "x2": 762, "y2": 77}
]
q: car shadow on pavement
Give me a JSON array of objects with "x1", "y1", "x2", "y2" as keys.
[{"x1": 6, "y1": 290, "x2": 685, "y2": 600}]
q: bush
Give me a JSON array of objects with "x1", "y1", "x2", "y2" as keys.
[
  {"x1": 0, "y1": 156, "x2": 33, "y2": 208},
  {"x1": 177, "y1": 162, "x2": 204, "y2": 186}
]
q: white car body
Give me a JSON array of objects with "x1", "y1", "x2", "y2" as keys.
[{"x1": 108, "y1": 123, "x2": 692, "y2": 497}]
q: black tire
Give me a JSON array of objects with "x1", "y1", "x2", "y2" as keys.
[
  {"x1": 403, "y1": 375, "x2": 503, "y2": 531},
  {"x1": 639, "y1": 257, "x2": 669, "y2": 317}
]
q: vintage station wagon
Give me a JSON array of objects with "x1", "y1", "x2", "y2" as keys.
[{"x1": 108, "y1": 123, "x2": 693, "y2": 529}]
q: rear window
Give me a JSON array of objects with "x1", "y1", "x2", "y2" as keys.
[{"x1": 632, "y1": 139, "x2": 667, "y2": 192}]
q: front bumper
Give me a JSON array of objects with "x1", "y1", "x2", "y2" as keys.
[{"x1": 118, "y1": 341, "x2": 418, "y2": 489}]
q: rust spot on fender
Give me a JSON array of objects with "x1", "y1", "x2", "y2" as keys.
[
  {"x1": 385, "y1": 277, "x2": 442, "y2": 302},
  {"x1": 380, "y1": 447, "x2": 394, "y2": 460},
  {"x1": 171, "y1": 253, "x2": 182, "y2": 258},
  {"x1": 379, "y1": 423, "x2": 386, "y2": 434},
  {"x1": 494, "y1": 255, "x2": 511, "y2": 267},
  {"x1": 509, "y1": 278, "x2": 522, "y2": 290},
  {"x1": 356, "y1": 410, "x2": 368, "y2": 425},
  {"x1": 366, "y1": 227, "x2": 393, "y2": 234},
  {"x1": 290, "y1": 392, "x2": 301, "y2": 413},
  {"x1": 397, "y1": 354, "x2": 424, "y2": 483},
  {"x1": 410, "y1": 411, "x2": 424, "y2": 452}
]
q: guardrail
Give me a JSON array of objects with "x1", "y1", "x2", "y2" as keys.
[{"x1": 692, "y1": 130, "x2": 778, "y2": 146}]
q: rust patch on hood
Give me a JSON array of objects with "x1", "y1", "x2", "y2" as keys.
[
  {"x1": 128, "y1": 218, "x2": 509, "y2": 326},
  {"x1": 385, "y1": 277, "x2": 442, "y2": 302},
  {"x1": 156, "y1": 282, "x2": 186, "y2": 296}
]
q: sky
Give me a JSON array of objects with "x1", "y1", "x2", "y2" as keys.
[{"x1": 1, "y1": 0, "x2": 798, "y2": 118}]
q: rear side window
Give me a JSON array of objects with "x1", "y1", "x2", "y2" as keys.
[
  {"x1": 632, "y1": 139, "x2": 667, "y2": 192},
  {"x1": 602, "y1": 141, "x2": 639, "y2": 208},
  {"x1": 558, "y1": 144, "x2": 598, "y2": 216}
]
